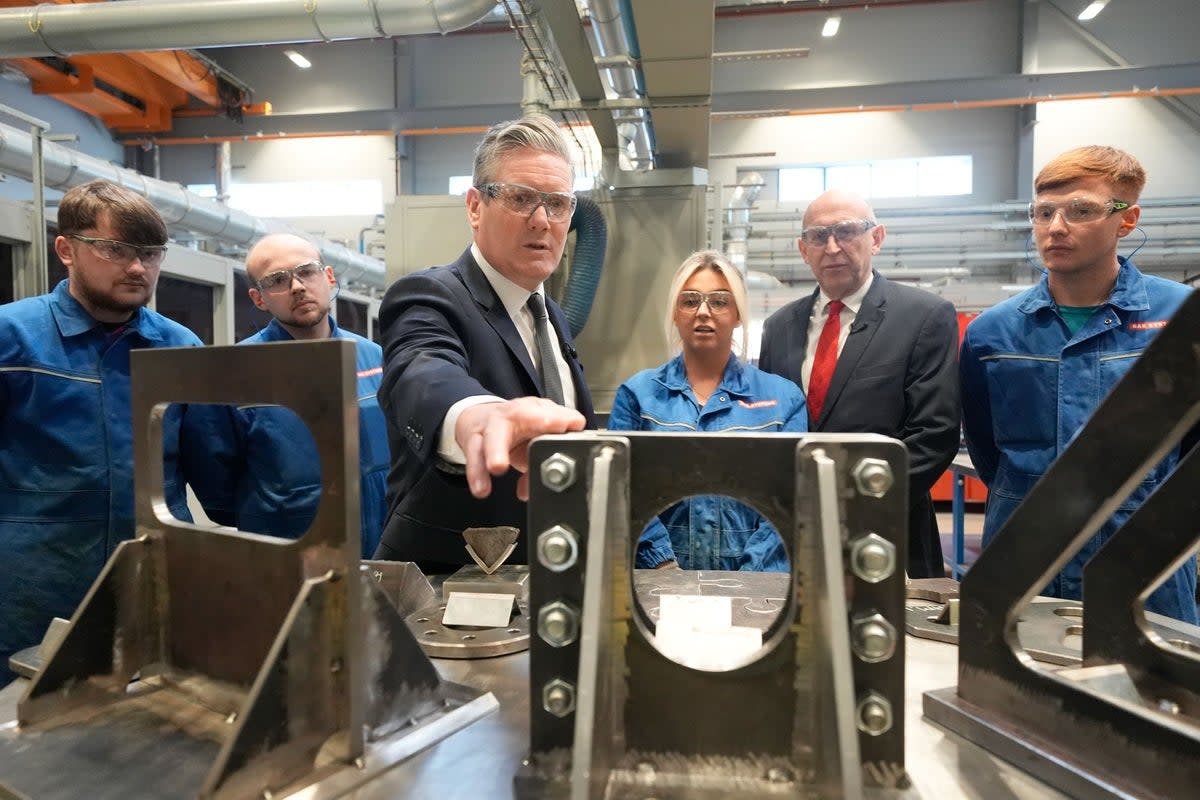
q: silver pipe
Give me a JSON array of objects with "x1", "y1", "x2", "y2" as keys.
[
  {"x1": 0, "y1": 0, "x2": 498, "y2": 56},
  {"x1": 0, "y1": 120, "x2": 386, "y2": 287},
  {"x1": 215, "y1": 142, "x2": 232, "y2": 205},
  {"x1": 724, "y1": 172, "x2": 764, "y2": 275},
  {"x1": 585, "y1": 0, "x2": 654, "y2": 171}
]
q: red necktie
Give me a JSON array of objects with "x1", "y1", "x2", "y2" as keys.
[{"x1": 807, "y1": 299, "x2": 844, "y2": 423}]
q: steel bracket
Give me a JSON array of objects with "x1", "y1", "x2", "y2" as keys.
[{"x1": 516, "y1": 431, "x2": 913, "y2": 798}]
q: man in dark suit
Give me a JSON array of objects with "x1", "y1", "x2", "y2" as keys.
[
  {"x1": 374, "y1": 116, "x2": 593, "y2": 570},
  {"x1": 758, "y1": 190, "x2": 959, "y2": 577}
]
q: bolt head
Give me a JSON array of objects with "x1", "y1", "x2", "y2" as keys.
[
  {"x1": 537, "y1": 525, "x2": 578, "y2": 572},
  {"x1": 852, "y1": 613, "x2": 897, "y2": 663},
  {"x1": 853, "y1": 458, "x2": 894, "y2": 497},
  {"x1": 540, "y1": 453, "x2": 577, "y2": 492},
  {"x1": 849, "y1": 533, "x2": 896, "y2": 583},
  {"x1": 856, "y1": 692, "x2": 893, "y2": 736},
  {"x1": 537, "y1": 601, "x2": 579, "y2": 647},
  {"x1": 543, "y1": 679, "x2": 576, "y2": 717}
]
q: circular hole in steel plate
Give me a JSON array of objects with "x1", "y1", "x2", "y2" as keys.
[
  {"x1": 508, "y1": 628, "x2": 521, "y2": 634},
  {"x1": 462, "y1": 634, "x2": 477, "y2": 641},
  {"x1": 424, "y1": 630, "x2": 439, "y2": 636},
  {"x1": 1054, "y1": 606, "x2": 1083, "y2": 619},
  {"x1": 416, "y1": 617, "x2": 429, "y2": 623}
]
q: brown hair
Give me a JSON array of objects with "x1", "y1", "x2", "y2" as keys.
[
  {"x1": 57, "y1": 180, "x2": 167, "y2": 246},
  {"x1": 1034, "y1": 145, "x2": 1146, "y2": 201},
  {"x1": 472, "y1": 115, "x2": 574, "y2": 187}
]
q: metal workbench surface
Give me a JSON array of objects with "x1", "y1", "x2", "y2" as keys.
[
  {"x1": 0, "y1": 634, "x2": 1063, "y2": 799},
  {"x1": 413, "y1": 636, "x2": 1066, "y2": 800}
]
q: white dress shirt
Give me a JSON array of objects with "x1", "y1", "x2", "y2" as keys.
[
  {"x1": 801, "y1": 272, "x2": 874, "y2": 393},
  {"x1": 437, "y1": 243, "x2": 577, "y2": 462}
]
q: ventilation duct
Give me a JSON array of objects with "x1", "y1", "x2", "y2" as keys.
[
  {"x1": 0, "y1": 0, "x2": 498, "y2": 56},
  {"x1": 0, "y1": 121, "x2": 385, "y2": 287},
  {"x1": 585, "y1": 0, "x2": 655, "y2": 171},
  {"x1": 724, "y1": 172, "x2": 764, "y2": 275},
  {"x1": 559, "y1": 194, "x2": 608, "y2": 336}
]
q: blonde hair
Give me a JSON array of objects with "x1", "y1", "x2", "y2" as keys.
[
  {"x1": 1035, "y1": 145, "x2": 1146, "y2": 201},
  {"x1": 663, "y1": 250, "x2": 749, "y2": 356}
]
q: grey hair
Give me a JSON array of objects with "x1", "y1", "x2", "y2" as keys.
[
  {"x1": 472, "y1": 115, "x2": 574, "y2": 187},
  {"x1": 663, "y1": 249, "x2": 749, "y2": 356}
]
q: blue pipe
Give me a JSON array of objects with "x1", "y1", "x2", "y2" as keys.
[{"x1": 560, "y1": 193, "x2": 608, "y2": 337}]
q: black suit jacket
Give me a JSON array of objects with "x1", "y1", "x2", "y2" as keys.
[
  {"x1": 758, "y1": 271, "x2": 960, "y2": 577},
  {"x1": 374, "y1": 248, "x2": 594, "y2": 566}
]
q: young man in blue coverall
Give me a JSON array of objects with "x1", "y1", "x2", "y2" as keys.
[
  {"x1": 184, "y1": 233, "x2": 390, "y2": 558},
  {"x1": 0, "y1": 180, "x2": 202, "y2": 682},
  {"x1": 960, "y1": 145, "x2": 1198, "y2": 623}
]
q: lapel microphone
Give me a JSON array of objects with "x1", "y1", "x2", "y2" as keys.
[{"x1": 564, "y1": 343, "x2": 578, "y2": 360}]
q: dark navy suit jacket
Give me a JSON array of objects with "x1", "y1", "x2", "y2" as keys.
[
  {"x1": 758, "y1": 271, "x2": 960, "y2": 577},
  {"x1": 374, "y1": 248, "x2": 594, "y2": 566}
]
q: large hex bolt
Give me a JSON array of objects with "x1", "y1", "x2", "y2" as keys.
[
  {"x1": 853, "y1": 458, "x2": 894, "y2": 498},
  {"x1": 537, "y1": 601, "x2": 579, "y2": 647},
  {"x1": 849, "y1": 532, "x2": 897, "y2": 583},
  {"x1": 856, "y1": 692, "x2": 893, "y2": 736},
  {"x1": 542, "y1": 678, "x2": 576, "y2": 718},
  {"x1": 540, "y1": 453, "x2": 577, "y2": 492},
  {"x1": 537, "y1": 525, "x2": 579, "y2": 572},
  {"x1": 852, "y1": 613, "x2": 897, "y2": 663}
]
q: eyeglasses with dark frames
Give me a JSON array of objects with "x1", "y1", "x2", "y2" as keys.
[
  {"x1": 799, "y1": 219, "x2": 877, "y2": 248},
  {"x1": 254, "y1": 261, "x2": 327, "y2": 293},
  {"x1": 476, "y1": 182, "x2": 577, "y2": 222},
  {"x1": 677, "y1": 290, "x2": 735, "y2": 314},
  {"x1": 1028, "y1": 198, "x2": 1130, "y2": 226},
  {"x1": 68, "y1": 234, "x2": 167, "y2": 267}
]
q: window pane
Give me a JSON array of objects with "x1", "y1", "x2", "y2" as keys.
[
  {"x1": 871, "y1": 159, "x2": 918, "y2": 199},
  {"x1": 448, "y1": 175, "x2": 473, "y2": 195},
  {"x1": 825, "y1": 164, "x2": 871, "y2": 196},
  {"x1": 778, "y1": 168, "x2": 825, "y2": 204},
  {"x1": 233, "y1": 270, "x2": 273, "y2": 341},
  {"x1": 918, "y1": 156, "x2": 973, "y2": 196},
  {"x1": 336, "y1": 297, "x2": 368, "y2": 337},
  {"x1": 156, "y1": 275, "x2": 214, "y2": 344}
]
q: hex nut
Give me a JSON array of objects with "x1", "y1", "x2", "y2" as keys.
[
  {"x1": 537, "y1": 601, "x2": 579, "y2": 647},
  {"x1": 540, "y1": 453, "x2": 577, "y2": 492},
  {"x1": 856, "y1": 692, "x2": 893, "y2": 736},
  {"x1": 853, "y1": 458, "x2": 894, "y2": 498},
  {"x1": 849, "y1": 533, "x2": 897, "y2": 583},
  {"x1": 542, "y1": 679, "x2": 576, "y2": 718},
  {"x1": 537, "y1": 525, "x2": 579, "y2": 572},
  {"x1": 852, "y1": 613, "x2": 897, "y2": 663}
]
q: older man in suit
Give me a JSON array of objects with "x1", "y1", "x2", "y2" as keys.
[
  {"x1": 758, "y1": 190, "x2": 960, "y2": 577},
  {"x1": 374, "y1": 116, "x2": 593, "y2": 571}
]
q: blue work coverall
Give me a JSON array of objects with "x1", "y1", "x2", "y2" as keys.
[
  {"x1": 0, "y1": 281, "x2": 200, "y2": 676},
  {"x1": 960, "y1": 259, "x2": 1198, "y2": 623},
  {"x1": 185, "y1": 318, "x2": 389, "y2": 558},
  {"x1": 607, "y1": 354, "x2": 808, "y2": 571}
]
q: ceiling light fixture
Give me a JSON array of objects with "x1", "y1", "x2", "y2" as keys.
[
  {"x1": 1077, "y1": 0, "x2": 1110, "y2": 21},
  {"x1": 822, "y1": 15, "x2": 841, "y2": 38},
  {"x1": 284, "y1": 49, "x2": 312, "y2": 69}
]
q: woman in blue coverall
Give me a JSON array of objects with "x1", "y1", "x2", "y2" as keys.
[{"x1": 607, "y1": 250, "x2": 809, "y2": 572}]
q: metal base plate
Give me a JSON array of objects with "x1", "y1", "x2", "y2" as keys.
[
  {"x1": 0, "y1": 679, "x2": 496, "y2": 800},
  {"x1": 923, "y1": 686, "x2": 1133, "y2": 800},
  {"x1": 405, "y1": 603, "x2": 531, "y2": 659},
  {"x1": 906, "y1": 599, "x2": 1200, "y2": 666}
]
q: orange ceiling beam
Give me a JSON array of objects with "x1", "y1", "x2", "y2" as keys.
[
  {"x1": 124, "y1": 51, "x2": 224, "y2": 108},
  {"x1": 0, "y1": 0, "x2": 242, "y2": 132}
]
